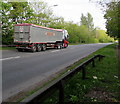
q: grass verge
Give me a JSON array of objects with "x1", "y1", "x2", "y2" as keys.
[
  {"x1": 43, "y1": 44, "x2": 119, "y2": 103},
  {"x1": 0, "y1": 47, "x2": 15, "y2": 50}
]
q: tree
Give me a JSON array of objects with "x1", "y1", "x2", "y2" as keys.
[
  {"x1": 1, "y1": 2, "x2": 13, "y2": 44},
  {"x1": 78, "y1": 25, "x2": 89, "y2": 43},
  {"x1": 80, "y1": 13, "x2": 87, "y2": 27},
  {"x1": 80, "y1": 13, "x2": 96, "y2": 43},
  {"x1": 104, "y1": 1, "x2": 120, "y2": 45},
  {"x1": 1, "y1": 1, "x2": 34, "y2": 44},
  {"x1": 91, "y1": 0, "x2": 120, "y2": 45},
  {"x1": 49, "y1": 17, "x2": 66, "y2": 29},
  {"x1": 87, "y1": 13, "x2": 94, "y2": 31},
  {"x1": 9, "y1": 2, "x2": 34, "y2": 24},
  {"x1": 29, "y1": 0, "x2": 53, "y2": 26},
  {"x1": 80, "y1": 12, "x2": 94, "y2": 31},
  {"x1": 64, "y1": 22, "x2": 80, "y2": 43}
]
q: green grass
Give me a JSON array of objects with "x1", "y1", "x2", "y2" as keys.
[
  {"x1": 0, "y1": 47, "x2": 15, "y2": 50},
  {"x1": 43, "y1": 44, "x2": 119, "y2": 103}
]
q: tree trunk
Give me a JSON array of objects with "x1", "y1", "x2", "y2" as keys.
[
  {"x1": 117, "y1": 38, "x2": 120, "y2": 77},
  {"x1": 118, "y1": 38, "x2": 120, "y2": 47}
]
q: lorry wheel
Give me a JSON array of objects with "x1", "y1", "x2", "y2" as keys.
[
  {"x1": 31, "y1": 45, "x2": 37, "y2": 52},
  {"x1": 37, "y1": 45, "x2": 42, "y2": 52},
  {"x1": 42, "y1": 44, "x2": 46, "y2": 51},
  {"x1": 57, "y1": 45, "x2": 62, "y2": 49},
  {"x1": 17, "y1": 48, "x2": 23, "y2": 52}
]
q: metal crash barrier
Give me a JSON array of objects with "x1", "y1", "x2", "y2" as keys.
[{"x1": 21, "y1": 54, "x2": 105, "y2": 104}]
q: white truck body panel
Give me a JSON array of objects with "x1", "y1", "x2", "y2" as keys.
[
  {"x1": 30, "y1": 25, "x2": 63, "y2": 43},
  {"x1": 14, "y1": 23, "x2": 67, "y2": 43}
]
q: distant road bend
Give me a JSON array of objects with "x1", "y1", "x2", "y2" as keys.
[{"x1": 2, "y1": 43, "x2": 111, "y2": 101}]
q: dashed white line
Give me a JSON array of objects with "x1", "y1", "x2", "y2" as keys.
[{"x1": 0, "y1": 56, "x2": 20, "y2": 61}]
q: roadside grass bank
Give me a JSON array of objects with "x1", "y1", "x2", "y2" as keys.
[
  {"x1": 69, "y1": 42, "x2": 114, "y2": 45},
  {"x1": 43, "y1": 44, "x2": 119, "y2": 103},
  {"x1": 0, "y1": 47, "x2": 15, "y2": 50}
]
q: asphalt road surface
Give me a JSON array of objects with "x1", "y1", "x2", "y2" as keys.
[{"x1": 2, "y1": 43, "x2": 111, "y2": 101}]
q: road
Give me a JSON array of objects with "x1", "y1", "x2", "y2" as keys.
[{"x1": 2, "y1": 43, "x2": 110, "y2": 101}]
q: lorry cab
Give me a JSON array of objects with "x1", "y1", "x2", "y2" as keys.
[
  {"x1": 62, "y1": 30, "x2": 69, "y2": 40},
  {"x1": 62, "y1": 30, "x2": 69, "y2": 48}
]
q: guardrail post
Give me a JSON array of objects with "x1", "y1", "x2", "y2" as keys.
[
  {"x1": 99, "y1": 56, "x2": 101, "y2": 61},
  {"x1": 82, "y1": 66, "x2": 86, "y2": 80},
  {"x1": 92, "y1": 59, "x2": 95, "y2": 67},
  {"x1": 59, "y1": 80, "x2": 64, "y2": 104},
  {"x1": 99, "y1": 55, "x2": 105, "y2": 61},
  {"x1": 99, "y1": 55, "x2": 103, "y2": 61}
]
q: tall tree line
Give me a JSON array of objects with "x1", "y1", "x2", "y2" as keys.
[
  {"x1": 1, "y1": 0, "x2": 114, "y2": 45},
  {"x1": 90, "y1": 0, "x2": 120, "y2": 45},
  {"x1": 104, "y1": 1, "x2": 120, "y2": 45}
]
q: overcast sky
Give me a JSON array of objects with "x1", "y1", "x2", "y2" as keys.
[{"x1": 44, "y1": 0, "x2": 106, "y2": 30}]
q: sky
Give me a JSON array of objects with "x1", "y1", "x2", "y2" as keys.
[{"x1": 44, "y1": 0, "x2": 106, "y2": 30}]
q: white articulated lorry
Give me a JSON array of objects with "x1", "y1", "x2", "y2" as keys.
[{"x1": 14, "y1": 23, "x2": 69, "y2": 52}]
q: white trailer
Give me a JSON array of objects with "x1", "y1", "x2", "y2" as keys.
[{"x1": 14, "y1": 23, "x2": 69, "y2": 52}]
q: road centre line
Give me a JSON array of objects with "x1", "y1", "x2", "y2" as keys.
[{"x1": 0, "y1": 56, "x2": 20, "y2": 61}]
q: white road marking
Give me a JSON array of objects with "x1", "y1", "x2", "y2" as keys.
[
  {"x1": 0, "y1": 56, "x2": 20, "y2": 61},
  {"x1": 51, "y1": 50, "x2": 60, "y2": 53}
]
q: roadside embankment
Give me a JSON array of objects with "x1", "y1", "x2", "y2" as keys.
[{"x1": 44, "y1": 44, "x2": 120, "y2": 103}]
